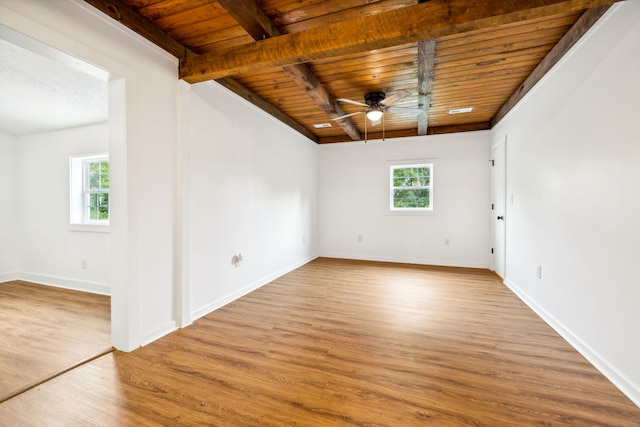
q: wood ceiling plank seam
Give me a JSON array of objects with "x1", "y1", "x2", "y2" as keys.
[
  {"x1": 179, "y1": 28, "x2": 252, "y2": 48},
  {"x1": 435, "y1": 33, "x2": 571, "y2": 64},
  {"x1": 312, "y1": 58, "x2": 420, "y2": 78},
  {"x1": 158, "y1": 14, "x2": 241, "y2": 40},
  {"x1": 276, "y1": 0, "x2": 419, "y2": 34},
  {"x1": 434, "y1": 86, "x2": 527, "y2": 100},
  {"x1": 434, "y1": 47, "x2": 550, "y2": 71},
  {"x1": 179, "y1": 0, "x2": 623, "y2": 83},
  {"x1": 435, "y1": 66, "x2": 543, "y2": 86},
  {"x1": 435, "y1": 12, "x2": 581, "y2": 46},
  {"x1": 121, "y1": 0, "x2": 164, "y2": 11},
  {"x1": 313, "y1": 56, "x2": 418, "y2": 77},
  {"x1": 434, "y1": 75, "x2": 532, "y2": 88},
  {"x1": 150, "y1": 2, "x2": 227, "y2": 26},
  {"x1": 315, "y1": 67, "x2": 420, "y2": 84},
  {"x1": 309, "y1": 44, "x2": 418, "y2": 67},
  {"x1": 270, "y1": 0, "x2": 399, "y2": 26},
  {"x1": 492, "y1": 5, "x2": 612, "y2": 126},
  {"x1": 436, "y1": 26, "x2": 573, "y2": 59},
  {"x1": 134, "y1": 0, "x2": 218, "y2": 21},
  {"x1": 434, "y1": 66, "x2": 535, "y2": 83},
  {"x1": 195, "y1": 36, "x2": 261, "y2": 54}
]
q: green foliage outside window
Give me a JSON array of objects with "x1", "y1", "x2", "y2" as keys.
[
  {"x1": 392, "y1": 165, "x2": 431, "y2": 209},
  {"x1": 87, "y1": 161, "x2": 109, "y2": 221}
]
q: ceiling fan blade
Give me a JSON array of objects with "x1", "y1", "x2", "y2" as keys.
[
  {"x1": 380, "y1": 90, "x2": 411, "y2": 107},
  {"x1": 336, "y1": 98, "x2": 368, "y2": 107},
  {"x1": 386, "y1": 106, "x2": 425, "y2": 115},
  {"x1": 331, "y1": 111, "x2": 364, "y2": 121}
]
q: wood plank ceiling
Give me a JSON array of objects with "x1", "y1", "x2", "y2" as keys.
[{"x1": 84, "y1": 0, "x2": 622, "y2": 144}]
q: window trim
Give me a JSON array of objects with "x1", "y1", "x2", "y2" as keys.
[
  {"x1": 69, "y1": 153, "x2": 110, "y2": 232},
  {"x1": 386, "y1": 159, "x2": 437, "y2": 216}
]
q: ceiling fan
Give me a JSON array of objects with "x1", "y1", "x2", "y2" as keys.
[{"x1": 333, "y1": 90, "x2": 424, "y2": 126}]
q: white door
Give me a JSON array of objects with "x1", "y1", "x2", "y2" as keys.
[{"x1": 492, "y1": 137, "x2": 507, "y2": 279}]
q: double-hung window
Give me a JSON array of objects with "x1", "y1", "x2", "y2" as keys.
[
  {"x1": 70, "y1": 154, "x2": 110, "y2": 228},
  {"x1": 389, "y1": 161, "x2": 434, "y2": 213}
]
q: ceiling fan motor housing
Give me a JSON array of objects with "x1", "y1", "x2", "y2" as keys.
[{"x1": 365, "y1": 91, "x2": 386, "y2": 107}]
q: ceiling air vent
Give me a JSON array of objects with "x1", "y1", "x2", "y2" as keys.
[
  {"x1": 313, "y1": 123, "x2": 332, "y2": 128},
  {"x1": 448, "y1": 107, "x2": 473, "y2": 115}
]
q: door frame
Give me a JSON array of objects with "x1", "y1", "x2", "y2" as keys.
[{"x1": 491, "y1": 136, "x2": 507, "y2": 279}]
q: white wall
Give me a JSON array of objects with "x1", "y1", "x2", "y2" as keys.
[
  {"x1": 186, "y1": 81, "x2": 318, "y2": 320},
  {"x1": 0, "y1": 130, "x2": 19, "y2": 279},
  {"x1": 493, "y1": 2, "x2": 640, "y2": 406},
  {"x1": 14, "y1": 123, "x2": 110, "y2": 294},
  {"x1": 0, "y1": 0, "x2": 180, "y2": 350},
  {"x1": 318, "y1": 132, "x2": 492, "y2": 268}
]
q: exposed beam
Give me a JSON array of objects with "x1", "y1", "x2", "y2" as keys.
[
  {"x1": 180, "y1": 0, "x2": 622, "y2": 83},
  {"x1": 427, "y1": 122, "x2": 492, "y2": 135},
  {"x1": 491, "y1": 4, "x2": 612, "y2": 126},
  {"x1": 317, "y1": 121, "x2": 492, "y2": 143},
  {"x1": 83, "y1": 0, "x2": 193, "y2": 58},
  {"x1": 319, "y1": 129, "x2": 420, "y2": 144},
  {"x1": 417, "y1": 39, "x2": 436, "y2": 135},
  {"x1": 215, "y1": 78, "x2": 318, "y2": 141},
  {"x1": 82, "y1": 0, "x2": 318, "y2": 142},
  {"x1": 216, "y1": 0, "x2": 278, "y2": 41},
  {"x1": 281, "y1": 66, "x2": 362, "y2": 140},
  {"x1": 217, "y1": 0, "x2": 361, "y2": 140}
]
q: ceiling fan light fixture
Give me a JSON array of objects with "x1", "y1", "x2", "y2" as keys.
[{"x1": 366, "y1": 109, "x2": 383, "y2": 121}]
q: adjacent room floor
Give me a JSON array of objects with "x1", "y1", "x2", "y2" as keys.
[
  {"x1": 0, "y1": 280, "x2": 111, "y2": 402},
  {"x1": 1, "y1": 258, "x2": 638, "y2": 425}
]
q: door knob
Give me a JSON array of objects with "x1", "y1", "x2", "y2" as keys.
[{"x1": 497, "y1": 216, "x2": 504, "y2": 220}]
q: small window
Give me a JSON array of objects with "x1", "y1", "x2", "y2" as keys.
[
  {"x1": 70, "y1": 154, "x2": 110, "y2": 228},
  {"x1": 389, "y1": 162, "x2": 433, "y2": 212}
]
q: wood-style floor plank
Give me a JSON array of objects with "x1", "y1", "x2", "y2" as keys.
[
  {"x1": 0, "y1": 281, "x2": 111, "y2": 402},
  {"x1": 1, "y1": 259, "x2": 638, "y2": 425}
]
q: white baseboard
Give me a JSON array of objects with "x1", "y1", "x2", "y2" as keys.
[
  {"x1": 15, "y1": 272, "x2": 111, "y2": 295},
  {"x1": 140, "y1": 320, "x2": 178, "y2": 347},
  {"x1": 318, "y1": 252, "x2": 490, "y2": 269},
  {"x1": 190, "y1": 255, "x2": 317, "y2": 322},
  {"x1": 0, "y1": 272, "x2": 20, "y2": 283},
  {"x1": 503, "y1": 278, "x2": 640, "y2": 408}
]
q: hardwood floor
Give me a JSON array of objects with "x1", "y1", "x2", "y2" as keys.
[
  {"x1": 0, "y1": 280, "x2": 111, "y2": 402},
  {"x1": 1, "y1": 259, "x2": 639, "y2": 425}
]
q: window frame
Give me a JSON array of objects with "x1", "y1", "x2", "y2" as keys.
[
  {"x1": 386, "y1": 159, "x2": 437, "y2": 216},
  {"x1": 69, "y1": 153, "x2": 110, "y2": 232}
]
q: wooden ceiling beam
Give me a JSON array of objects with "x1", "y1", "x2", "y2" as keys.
[
  {"x1": 491, "y1": 4, "x2": 612, "y2": 126},
  {"x1": 83, "y1": 0, "x2": 318, "y2": 142},
  {"x1": 84, "y1": 0, "x2": 194, "y2": 58},
  {"x1": 180, "y1": 0, "x2": 622, "y2": 83},
  {"x1": 217, "y1": 0, "x2": 361, "y2": 140},
  {"x1": 417, "y1": 39, "x2": 436, "y2": 135}
]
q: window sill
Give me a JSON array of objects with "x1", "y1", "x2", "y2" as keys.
[
  {"x1": 68, "y1": 224, "x2": 110, "y2": 233},
  {"x1": 387, "y1": 209, "x2": 437, "y2": 216}
]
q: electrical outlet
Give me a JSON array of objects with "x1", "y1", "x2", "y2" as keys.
[
  {"x1": 82, "y1": 259, "x2": 87, "y2": 269},
  {"x1": 444, "y1": 238, "x2": 450, "y2": 246},
  {"x1": 536, "y1": 265, "x2": 542, "y2": 279},
  {"x1": 357, "y1": 234, "x2": 363, "y2": 242}
]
